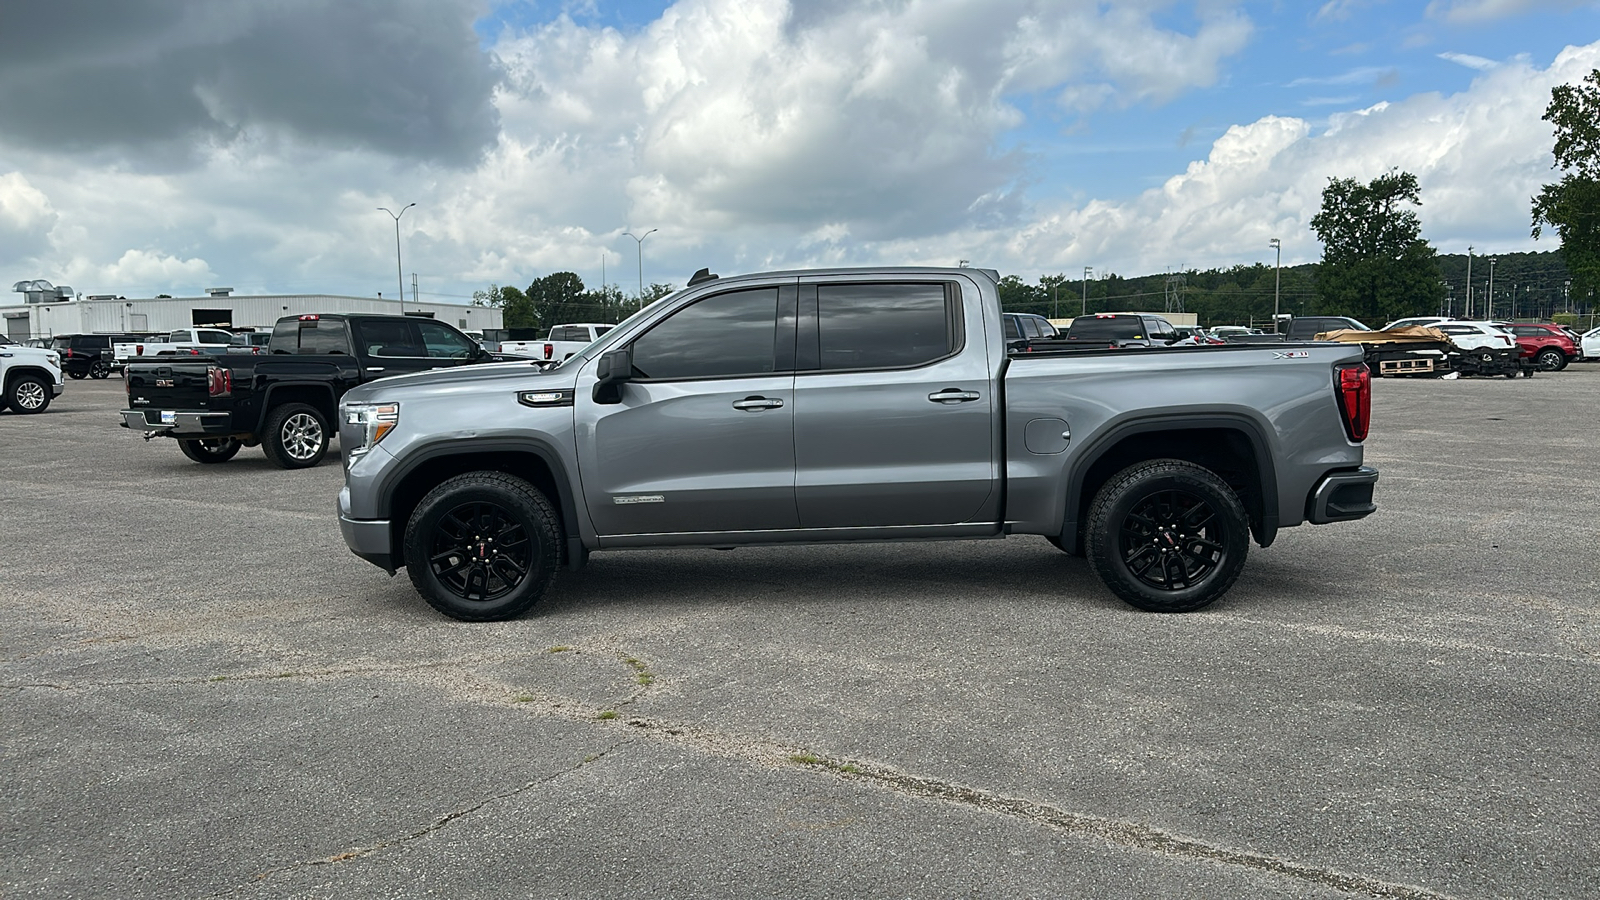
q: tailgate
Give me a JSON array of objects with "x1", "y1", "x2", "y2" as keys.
[{"x1": 126, "y1": 361, "x2": 216, "y2": 410}]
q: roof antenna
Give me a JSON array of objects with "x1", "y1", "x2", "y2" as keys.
[{"x1": 688, "y1": 267, "x2": 719, "y2": 286}]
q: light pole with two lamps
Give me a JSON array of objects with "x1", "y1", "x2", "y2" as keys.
[
  {"x1": 622, "y1": 228, "x2": 658, "y2": 307},
  {"x1": 378, "y1": 203, "x2": 415, "y2": 314},
  {"x1": 1269, "y1": 237, "x2": 1282, "y2": 333}
]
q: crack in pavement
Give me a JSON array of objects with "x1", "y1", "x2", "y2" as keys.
[{"x1": 203, "y1": 738, "x2": 632, "y2": 898}]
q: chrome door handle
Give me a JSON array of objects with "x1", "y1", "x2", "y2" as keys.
[
  {"x1": 366, "y1": 366, "x2": 385, "y2": 372},
  {"x1": 732, "y1": 397, "x2": 785, "y2": 411},
  {"x1": 928, "y1": 389, "x2": 981, "y2": 403}
]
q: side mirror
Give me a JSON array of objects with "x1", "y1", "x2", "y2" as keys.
[{"x1": 592, "y1": 347, "x2": 633, "y2": 404}]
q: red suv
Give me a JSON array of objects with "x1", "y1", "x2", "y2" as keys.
[{"x1": 1497, "y1": 323, "x2": 1580, "y2": 371}]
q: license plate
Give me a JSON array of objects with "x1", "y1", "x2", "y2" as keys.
[{"x1": 160, "y1": 411, "x2": 176, "y2": 424}]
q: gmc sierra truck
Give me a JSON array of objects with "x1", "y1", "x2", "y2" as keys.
[
  {"x1": 336, "y1": 266, "x2": 1380, "y2": 621},
  {"x1": 121, "y1": 313, "x2": 514, "y2": 468}
]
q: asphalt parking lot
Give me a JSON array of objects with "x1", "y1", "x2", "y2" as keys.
[{"x1": 3, "y1": 367, "x2": 1598, "y2": 899}]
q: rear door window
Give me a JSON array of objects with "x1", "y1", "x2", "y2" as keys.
[
  {"x1": 354, "y1": 319, "x2": 422, "y2": 357},
  {"x1": 416, "y1": 321, "x2": 478, "y2": 358},
  {"x1": 1068, "y1": 316, "x2": 1143, "y2": 341},
  {"x1": 299, "y1": 320, "x2": 351, "y2": 354},
  {"x1": 812, "y1": 283, "x2": 955, "y2": 371}
]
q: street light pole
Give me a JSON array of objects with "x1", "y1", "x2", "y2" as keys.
[
  {"x1": 378, "y1": 203, "x2": 415, "y2": 313},
  {"x1": 1269, "y1": 238, "x2": 1282, "y2": 333},
  {"x1": 1465, "y1": 246, "x2": 1473, "y2": 318},
  {"x1": 622, "y1": 228, "x2": 658, "y2": 306},
  {"x1": 1082, "y1": 266, "x2": 1091, "y2": 316},
  {"x1": 1487, "y1": 258, "x2": 1497, "y2": 321}
]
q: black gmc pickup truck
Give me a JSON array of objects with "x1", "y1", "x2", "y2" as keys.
[{"x1": 121, "y1": 313, "x2": 519, "y2": 468}]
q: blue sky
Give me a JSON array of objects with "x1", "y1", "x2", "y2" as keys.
[{"x1": 0, "y1": 0, "x2": 1596, "y2": 301}]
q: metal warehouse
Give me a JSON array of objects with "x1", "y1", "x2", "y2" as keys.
[{"x1": 2, "y1": 288, "x2": 502, "y2": 341}]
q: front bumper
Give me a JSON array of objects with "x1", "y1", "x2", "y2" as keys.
[
  {"x1": 338, "y1": 486, "x2": 396, "y2": 573},
  {"x1": 120, "y1": 409, "x2": 231, "y2": 436},
  {"x1": 1306, "y1": 466, "x2": 1379, "y2": 524},
  {"x1": 52, "y1": 382, "x2": 64, "y2": 397}
]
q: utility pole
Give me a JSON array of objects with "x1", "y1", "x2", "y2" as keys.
[
  {"x1": 379, "y1": 203, "x2": 415, "y2": 314},
  {"x1": 1269, "y1": 238, "x2": 1282, "y2": 333},
  {"x1": 1487, "y1": 258, "x2": 1497, "y2": 321},
  {"x1": 1465, "y1": 246, "x2": 1473, "y2": 318},
  {"x1": 1082, "y1": 266, "x2": 1091, "y2": 316}
]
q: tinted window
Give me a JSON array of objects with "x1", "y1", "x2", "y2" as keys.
[
  {"x1": 355, "y1": 319, "x2": 421, "y2": 357},
  {"x1": 299, "y1": 320, "x2": 349, "y2": 354},
  {"x1": 816, "y1": 283, "x2": 953, "y2": 370},
  {"x1": 1067, "y1": 316, "x2": 1145, "y2": 341},
  {"x1": 417, "y1": 320, "x2": 477, "y2": 358},
  {"x1": 271, "y1": 320, "x2": 298, "y2": 352},
  {"x1": 199, "y1": 330, "x2": 234, "y2": 344},
  {"x1": 1003, "y1": 316, "x2": 1022, "y2": 340},
  {"x1": 630, "y1": 288, "x2": 778, "y2": 380}
]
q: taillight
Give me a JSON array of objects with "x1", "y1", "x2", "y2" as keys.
[
  {"x1": 544, "y1": 343, "x2": 553, "y2": 359},
  {"x1": 207, "y1": 365, "x2": 232, "y2": 397},
  {"x1": 136, "y1": 344, "x2": 144, "y2": 355},
  {"x1": 1335, "y1": 363, "x2": 1370, "y2": 442}
]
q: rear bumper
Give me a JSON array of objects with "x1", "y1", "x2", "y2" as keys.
[
  {"x1": 1307, "y1": 466, "x2": 1379, "y2": 524},
  {"x1": 339, "y1": 487, "x2": 396, "y2": 573},
  {"x1": 120, "y1": 409, "x2": 231, "y2": 435}
]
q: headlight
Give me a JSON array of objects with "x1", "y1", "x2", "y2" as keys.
[
  {"x1": 46, "y1": 353, "x2": 59, "y2": 366},
  {"x1": 342, "y1": 402, "x2": 399, "y2": 463}
]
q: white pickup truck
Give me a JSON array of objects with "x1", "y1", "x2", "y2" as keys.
[
  {"x1": 114, "y1": 328, "x2": 239, "y2": 365},
  {"x1": 498, "y1": 323, "x2": 614, "y2": 363}
]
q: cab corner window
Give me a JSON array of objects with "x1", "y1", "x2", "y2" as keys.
[
  {"x1": 628, "y1": 288, "x2": 779, "y2": 380},
  {"x1": 815, "y1": 283, "x2": 955, "y2": 371}
]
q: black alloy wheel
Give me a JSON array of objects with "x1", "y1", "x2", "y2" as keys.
[
  {"x1": 1086, "y1": 459, "x2": 1249, "y2": 613},
  {"x1": 68, "y1": 370, "x2": 88, "y2": 380},
  {"x1": 404, "y1": 472, "x2": 561, "y2": 621},
  {"x1": 1536, "y1": 348, "x2": 1565, "y2": 371},
  {"x1": 91, "y1": 361, "x2": 112, "y2": 379}
]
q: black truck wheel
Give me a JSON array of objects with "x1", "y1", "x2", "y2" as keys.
[
  {"x1": 1085, "y1": 459, "x2": 1248, "y2": 613},
  {"x1": 68, "y1": 370, "x2": 88, "y2": 380},
  {"x1": 261, "y1": 402, "x2": 328, "y2": 469},
  {"x1": 403, "y1": 472, "x2": 562, "y2": 621},
  {"x1": 178, "y1": 437, "x2": 242, "y2": 463},
  {"x1": 91, "y1": 361, "x2": 112, "y2": 379},
  {"x1": 5, "y1": 375, "x2": 52, "y2": 414}
]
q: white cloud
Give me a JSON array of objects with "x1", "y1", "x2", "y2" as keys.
[
  {"x1": 1425, "y1": 0, "x2": 1594, "y2": 24},
  {"x1": 1438, "y1": 51, "x2": 1500, "y2": 70},
  {"x1": 0, "y1": 172, "x2": 57, "y2": 260}
]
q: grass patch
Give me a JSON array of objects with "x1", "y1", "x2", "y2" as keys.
[
  {"x1": 512, "y1": 694, "x2": 537, "y2": 703},
  {"x1": 597, "y1": 710, "x2": 618, "y2": 720},
  {"x1": 622, "y1": 655, "x2": 655, "y2": 686},
  {"x1": 548, "y1": 645, "x2": 572, "y2": 653}
]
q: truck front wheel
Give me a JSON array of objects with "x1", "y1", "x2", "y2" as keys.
[
  {"x1": 5, "y1": 375, "x2": 52, "y2": 414},
  {"x1": 1085, "y1": 460, "x2": 1249, "y2": 613},
  {"x1": 262, "y1": 402, "x2": 328, "y2": 469},
  {"x1": 403, "y1": 472, "x2": 562, "y2": 621},
  {"x1": 179, "y1": 437, "x2": 242, "y2": 463}
]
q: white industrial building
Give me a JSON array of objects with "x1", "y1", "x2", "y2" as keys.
[{"x1": 2, "y1": 285, "x2": 502, "y2": 341}]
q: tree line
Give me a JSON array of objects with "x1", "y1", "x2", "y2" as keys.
[{"x1": 474, "y1": 275, "x2": 677, "y2": 335}]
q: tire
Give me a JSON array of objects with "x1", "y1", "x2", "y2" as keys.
[
  {"x1": 178, "y1": 437, "x2": 242, "y2": 463},
  {"x1": 403, "y1": 472, "x2": 562, "y2": 621},
  {"x1": 91, "y1": 361, "x2": 112, "y2": 379},
  {"x1": 68, "y1": 370, "x2": 88, "y2": 380},
  {"x1": 1085, "y1": 460, "x2": 1249, "y2": 613},
  {"x1": 5, "y1": 374, "x2": 52, "y2": 414},
  {"x1": 1536, "y1": 348, "x2": 1564, "y2": 371},
  {"x1": 261, "y1": 402, "x2": 328, "y2": 469}
]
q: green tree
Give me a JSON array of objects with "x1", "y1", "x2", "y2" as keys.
[
  {"x1": 1310, "y1": 170, "x2": 1443, "y2": 324},
  {"x1": 1532, "y1": 68, "x2": 1600, "y2": 307},
  {"x1": 996, "y1": 274, "x2": 1042, "y2": 313},
  {"x1": 525, "y1": 272, "x2": 588, "y2": 334},
  {"x1": 639, "y1": 282, "x2": 677, "y2": 305}
]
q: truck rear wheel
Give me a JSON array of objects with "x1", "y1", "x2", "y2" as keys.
[
  {"x1": 91, "y1": 361, "x2": 112, "y2": 379},
  {"x1": 403, "y1": 472, "x2": 561, "y2": 621},
  {"x1": 179, "y1": 437, "x2": 242, "y2": 463},
  {"x1": 261, "y1": 402, "x2": 328, "y2": 469},
  {"x1": 1085, "y1": 459, "x2": 1248, "y2": 613}
]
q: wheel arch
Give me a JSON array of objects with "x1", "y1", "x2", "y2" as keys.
[
  {"x1": 5, "y1": 365, "x2": 56, "y2": 390},
  {"x1": 255, "y1": 382, "x2": 338, "y2": 433},
  {"x1": 376, "y1": 439, "x2": 582, "y2": 569},
  {"x1": 1061, "y1": 414, "x2": 1278, "y2": 555}
]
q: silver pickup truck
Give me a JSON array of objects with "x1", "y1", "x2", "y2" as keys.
[{"x1": 337, "y1": 267, "x2": 1378, "y2": 621}]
